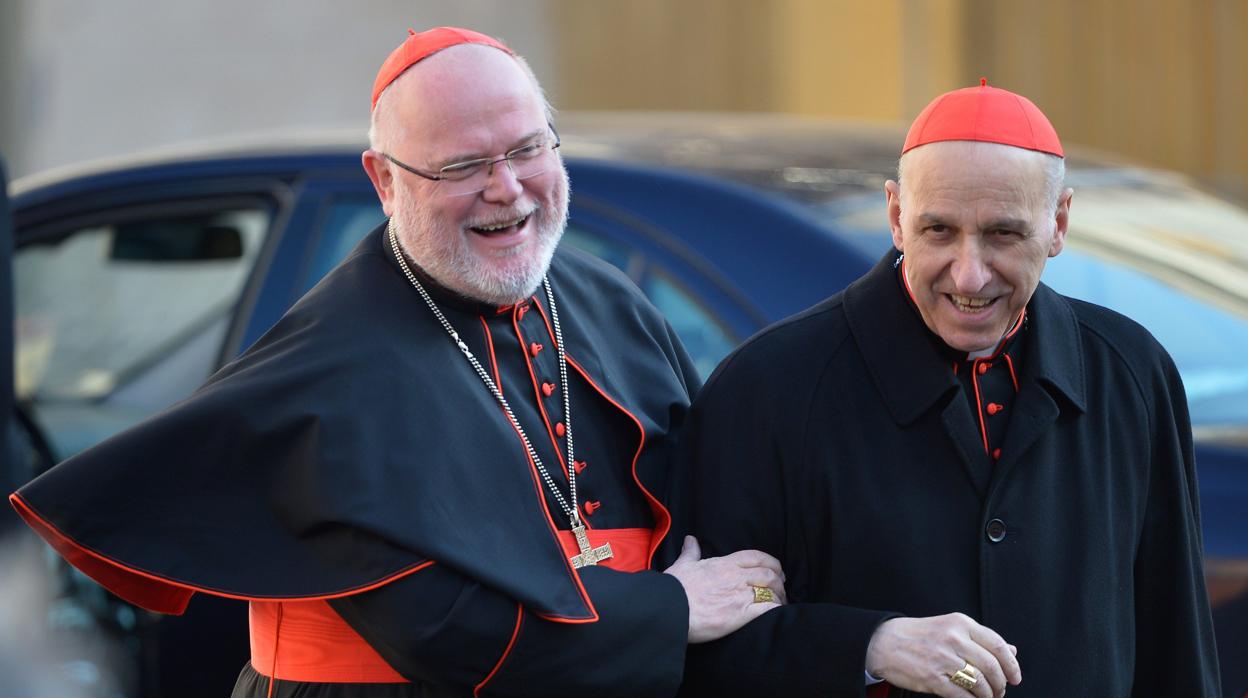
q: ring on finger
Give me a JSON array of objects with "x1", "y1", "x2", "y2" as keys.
[
  {"x1": 750, "y1": 586, "x2": 775, "y2": 604},
  {"x1": 949, "y1": 662, "x2": 979, "y2": 692}
]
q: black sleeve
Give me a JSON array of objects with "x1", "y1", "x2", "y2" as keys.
[
  {"x1": 330, "y1": 563, "x2": 689, "y2": 697},
  {"x1": 1129, "y1": 353, "x2": 1221, "y2": 695},
  {"x1": 678, "y1": 352, "x2": 896, "y2": 697}
]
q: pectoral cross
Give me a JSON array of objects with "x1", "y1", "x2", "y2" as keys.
[{"x1": 568, "y1": 521, "x2": 613, "y2": 569}]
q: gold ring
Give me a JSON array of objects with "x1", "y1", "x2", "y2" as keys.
[
  {"x1": 950, "y1": 663, "x2": 979, "y2": 692},
  {"x1": 751, "y1": 586, "x2": 775, "y2": 604}
]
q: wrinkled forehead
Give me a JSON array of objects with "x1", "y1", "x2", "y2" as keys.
[{"x1": 901, "y1": 141, "x2": 1051, "y2": 205}]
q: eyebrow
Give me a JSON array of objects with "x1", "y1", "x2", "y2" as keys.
[
  {"x1": 983, "y1": 218, "x2": 1030, "y2": 232},
  {"x1": 439, "y1": 127, "x2": 547, "y2": 167},
  {"x1": 914, "y1": 213, "x2": 1030, "y2": 232}
]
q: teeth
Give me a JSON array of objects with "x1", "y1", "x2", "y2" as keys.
[
  {"x1": 950, "y1": 294, "x2": 993, "y2": 311},
  {"x1": 475, "y1": 216, "x2": 526, "y2": 232}
]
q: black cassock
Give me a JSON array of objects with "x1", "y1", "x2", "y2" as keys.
[
  {"x1": 680, "y1": 251, "x2": 1220, "y2": 697},
  {"x1": 12, "y1": 224, "x2": 700, "y2": 697}
]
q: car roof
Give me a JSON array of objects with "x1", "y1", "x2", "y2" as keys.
[{"x1": 10, "y1": 112, "x2": 1146, "y2": 203}]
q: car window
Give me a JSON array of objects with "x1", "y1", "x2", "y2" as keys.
[
  {"x1": 1043, "y1": 249, "x2": 1248, "y2": 428},
  {"x1": 16, "y1": 206, "x2": 270, "y2": 456},
  {"x1": 301, "y1": 197, "x2": 386, "y2": 293},
  {"x1": 563, "y1": 225, "x2": 737, "y2": 380},
  {"x1": 640, "y1": 270, "x2": 737, "y2": 379}
]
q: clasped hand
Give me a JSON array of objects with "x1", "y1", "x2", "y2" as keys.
[
  {"x1": 663, "y1": 535, "x2": 786, "y2": 643},
  {"x1": 866, "y1": 613, "x2": 1022, "y2": 698}
]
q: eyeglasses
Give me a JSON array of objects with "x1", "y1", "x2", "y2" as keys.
[{"x1": 381, "y1": 124, "x2": 561, "y2": 197}]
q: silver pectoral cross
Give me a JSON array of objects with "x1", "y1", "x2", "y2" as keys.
[{"x1": 568, "y1": 521, "x2": 613, "y2": 569}]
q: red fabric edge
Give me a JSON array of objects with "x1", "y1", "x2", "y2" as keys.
[
  {"x1": 9, "y1": 491, "x2": 436, "y2": 613},
  {"x1": 474, "y1": 603, "x2": 525, "y2": 696},
  {"x1": 565, "y1": 356, "x2": 672, "y2": 569}
]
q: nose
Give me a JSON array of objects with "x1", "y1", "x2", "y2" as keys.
[
  {"x1": 480, "y1": 158, "x2": 523, "y2": 204},
  {"x1": 949, "y1": 237, "x2": 992, "y2": 293}
]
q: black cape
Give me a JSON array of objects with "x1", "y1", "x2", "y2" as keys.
[{"x1": 11, "y1": 223, "x2": 699, "y2": 623}]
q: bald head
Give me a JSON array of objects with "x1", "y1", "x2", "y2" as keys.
[{"x1": 369, "y1": 44, "x2": 552, "y2": 154}]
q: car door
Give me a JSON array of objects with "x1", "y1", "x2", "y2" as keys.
[
  {"x1": 1, "y1": 156, "x2": 16, "y2": 532},
  {"x1": 12, "y1": 170, "x2": 291, "y2": 698}
]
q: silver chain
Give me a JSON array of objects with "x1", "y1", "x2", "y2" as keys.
[{"x1": 387, "y1": 221, "x2": 581, "y2": 526}]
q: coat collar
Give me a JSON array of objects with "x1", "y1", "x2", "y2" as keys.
[{"x1": 844, "y1": 250, "x2": 1086, "y2": 427}]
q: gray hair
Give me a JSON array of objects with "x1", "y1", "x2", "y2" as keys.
[
  {"x1": 896, "y1": 145, "x2": 1066, "y2": 218},
  {"x1": 368, "y1": 49, "x2": 554, "y2": 154}
]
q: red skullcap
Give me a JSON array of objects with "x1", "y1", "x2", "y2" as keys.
[
  {"x1": 902, "y1": 78, "x2": 1063, "y2": 158},
  {"x1": 371, "y1": 27, "x2": 514, "y2": 111}
]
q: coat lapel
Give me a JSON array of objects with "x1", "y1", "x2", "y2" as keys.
[
  {"x1": 993, "y1": 283, "x2": 1088, "y2": 479},
  {"x1": 845, "y1": 252, "x2": 991, "y2": 495}
]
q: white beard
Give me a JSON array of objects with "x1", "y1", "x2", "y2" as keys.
[{"x1": 392, "y1": 166, "x2": 570, "y2": 305}]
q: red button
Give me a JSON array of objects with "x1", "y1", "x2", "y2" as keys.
[
  {"x1": 530, "y1": 342, "x2": 543, "y2": 357},
  {"x1": 987, "y1": 402, "x2": 1003, "y2": 415},
  {"x1": 582, "y1": 500, "x2": 602, "y2": 517},
  {"x1": 573, "y1": 460, "x2": 588, "y2": 474},
  {"x1": 517, "y1": 304, "x2": 529, "y2": 319},
  {"x1": 977, "y1": 362, "x2": 990, "y2": 375},
  {"x1": 555, "y1": 422, "x2": 566, "y2": 437},
  {"x1": 542, "y1": 382, "x2": 556, "y2": 397},
  {"x1": 992, "y1": 447, "x2": 1002, "y2": 460}
]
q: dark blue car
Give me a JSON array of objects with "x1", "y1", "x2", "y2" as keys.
[{"x1": 4, "y1": 114, "x2": 1246, "y2": 696}]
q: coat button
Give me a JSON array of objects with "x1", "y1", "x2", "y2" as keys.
[
  {"x1": 977, "y1": 362, "x2": 990, "y2": 375},
  {"x1": 542, "y1": 382, "x2": 556, "y2": 397},
  {"x1": 986, "y1": 518, "x2": 1007, "y2": 543},
  {"x1": 573, "y1": 460, "x2": 588, "y2": 474},
  {"x1": 555, "y1": 422, "x2": 566, "y2": 437},
  {"x1": 530, "y1": 342, "x2": 543, "y2": 357},
  {"x1": 986, "y1": 402, "x2": 1003, "y2": 415}
]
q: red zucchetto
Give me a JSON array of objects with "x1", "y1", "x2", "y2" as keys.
[
  {"x1": 902, "y1": 78, "x2": 1063, "y2": 158},
  {"x1": 371, "y1": 27, "x2": 514, "y2": 111}
]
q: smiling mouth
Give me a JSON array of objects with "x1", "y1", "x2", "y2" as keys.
[
  {"x1": 948, "y1": 294, "x2": 997, "y2": 313},
  {"x1": 470, "y1": 214, "x2": 531, "y2": 236}
]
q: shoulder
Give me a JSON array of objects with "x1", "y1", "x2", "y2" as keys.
[
  {"x1": 549, "y1": 244, "x2": 653, "y2": 306},
  {"x1": 701, "y1": 292, "x2": 853, "y2": 397},
  {"x1": 1042, "y1": 288, "x2": 1184, "y2": 404},
  {"x1": 1062, "y1": 292, "x2": 1174, "y2": 371}
]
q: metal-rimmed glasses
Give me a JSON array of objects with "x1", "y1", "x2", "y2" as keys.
[{"x1": 381, "y1": 124, "x2": 561, "y2": 197}]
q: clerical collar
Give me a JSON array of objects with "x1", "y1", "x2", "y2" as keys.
[{"x1": 894, "y1": 252, "x2": 1026, "y2": 364}]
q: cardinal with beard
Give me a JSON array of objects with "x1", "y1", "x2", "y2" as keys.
[{"x1": 11, "y1": 27, "x2": 787, "y2": 697}]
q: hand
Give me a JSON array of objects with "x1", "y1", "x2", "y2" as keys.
[
  {"x1": 865, "y1": 613, "x2": 1021, "y2": 698},
  {"x1": 662, "y1": 535, "x2": 786, "y2": 643}
]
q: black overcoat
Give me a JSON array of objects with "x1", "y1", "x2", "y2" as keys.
[{"x1": 681, "y1": 251, "x2": 1220, "y2": 697}]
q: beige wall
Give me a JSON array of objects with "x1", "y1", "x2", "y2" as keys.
[
  {"x1": 4, "y1": 1, "x2": 1243, "y2": 201},
  {"x1": 551, "y1": 0, "x2": 1248, "y2": 203}
]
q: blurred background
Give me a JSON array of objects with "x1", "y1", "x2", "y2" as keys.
[
  {"x1": 1, "y1": 0, "x2": 1246, "y2": 204},
  {"x1": 2, "y1": 1, "x2": 1247, "y2": 696}
]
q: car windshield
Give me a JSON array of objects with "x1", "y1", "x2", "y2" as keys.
[{"x1": 822, "y1": 170, "x2": 1248, "y2": 438}]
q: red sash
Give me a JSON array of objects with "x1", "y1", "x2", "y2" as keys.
[{"x1": 249, "y1": 527, "x2": 653, "y2": 682}]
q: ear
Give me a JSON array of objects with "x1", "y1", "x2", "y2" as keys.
[
  {"x1": 362, "y1": 150, "x2": 397, "y2": 217},
  {"x1": 885, "y1": 180, "x2": 904, "y2": 251},
  {"x1": 1048, "y1": 187, "x2": 1074, "y2": 257}
]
